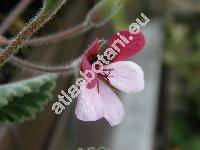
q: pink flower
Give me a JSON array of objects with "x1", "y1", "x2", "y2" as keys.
[{"x1": 75, "y1": 30, "x2": 145, "y2": 126}]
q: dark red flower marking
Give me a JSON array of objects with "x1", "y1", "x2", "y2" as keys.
[{"x1": 80, "y1": 30, "x2": 145, "y2": 89}]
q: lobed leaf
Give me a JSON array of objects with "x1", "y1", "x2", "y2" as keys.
[{"x1": 0, "y1": 74, "x2": 57, "y2": 123}]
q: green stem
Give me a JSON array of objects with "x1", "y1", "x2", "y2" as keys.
[{"x1": 0, "y1": 0, "x2": 67, "y2": 65}]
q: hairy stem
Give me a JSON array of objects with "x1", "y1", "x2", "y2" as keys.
[
  {"x1": 0, "y1": 22, "x2": 90, "y2": 46},
  {"x1": 24, "y1": 23, "x2": 89, "y2": 45},
  {"x1": 11, "y1": 57, "x2": 77, "y2": 74},
  {"x1": 0, "y1": 0, "x2": 67, "y2": 65},
  {"x1": 0, "y1": 0, "x2": 33, "y2": 35},
  {"x1": 0, "y1": 0, "x2": 121, "y2": 47}
]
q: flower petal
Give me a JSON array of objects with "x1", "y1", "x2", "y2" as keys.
[
  {"x1": 80, "y1": 56, "x2": 98, "y2": 89},
  {"x1": 84, "y1": 39, "x2": 99, "y2": 59},
  {"x1": 98, "y1": 80, "x2": 124, "y2": 126},
  {"x1": 81, "y1": 56, "x2": 92, "y2": 71},
  {"x1": 109, "y1": 30, "x2": 145, "y2": 62},
  {"x1": 81, "y1": 39, "x2": 99, "y2": 72},
  {"x1": 81, "y1": 39, "x2": 100, "y2": 89},
  {"x1": 104, "y1": 61, "x2": 144, "y2": 94},
  {"x1": 75, "y1": 81, "x2": 104, "y2": 121}
]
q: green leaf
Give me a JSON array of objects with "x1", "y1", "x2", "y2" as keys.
[
  {"x1": 168, "y1": 118, "x2": 190, "y2": 146},
  {"x1": 0, "y1": 74, "x2": 57, "y2": 123},
  {"x1": 185, "y1": 136, "x2": 200, "y2": 150}
]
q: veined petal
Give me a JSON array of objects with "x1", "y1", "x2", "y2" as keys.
[
  {"x1": 75, "y1": 82, "x2": 104, "y2": 121},
  {"x1": 109, "y1": 30, "x2": 145, "y2": 62},
  {"x1": 104, "y1": 61, "x2": 144, "y2": 94},
  {"x1": 98, "y1": 80, "x2": 124, "y2": 126}
]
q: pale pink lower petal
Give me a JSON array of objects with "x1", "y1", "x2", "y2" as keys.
[
  {"x1": 98, "y1": 80, "x2": 124, "y2": 126},
  {"x1": 75, "y1": 81, "x2": 104, "y2": 121},
  {"x1": 104, "y1": 61, "x2": 144, "y2": 94}
]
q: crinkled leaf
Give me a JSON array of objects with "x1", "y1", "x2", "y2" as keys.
[{"x1": 0, "y1": 74, "x2": 57, "y2": 123}]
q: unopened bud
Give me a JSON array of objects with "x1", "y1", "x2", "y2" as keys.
[{"x1": 86, "y1": 0, "x2": 123, "y2": 27}]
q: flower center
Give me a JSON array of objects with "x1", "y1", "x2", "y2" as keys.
[{"x1": 88, "y1": 56, "x2": 98, "y2": 65}]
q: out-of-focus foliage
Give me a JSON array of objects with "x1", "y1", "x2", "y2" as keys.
[
  {"x1": 164, "y1": 6, "x2": 200, "y2": 148},
  {"x1": 0, "y1": 74, "x2": 57, "y2": 123},
  {"x1": 111, "y1": 0, "x2": 139, "y2": 31}
]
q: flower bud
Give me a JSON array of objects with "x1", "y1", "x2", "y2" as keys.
[{"x1": 86, "y1": 0, "x2": 123, "y2": 27}]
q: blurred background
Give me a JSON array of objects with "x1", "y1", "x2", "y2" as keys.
[{"x1": 0, "y1": 0, "x2": 199, "y2": 150}]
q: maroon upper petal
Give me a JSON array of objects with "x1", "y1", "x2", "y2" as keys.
[
  {"x1": 81, "y1": 39, "x2": 100, "y2": 72},
  {"x1": 81, "y1": 56, "x2": 98, "y2": 89},
  {"x1": 81, "y1": 40, "x2": 99, "y2": 89},
  {"x1": 84, "y1": 39, "x2": 99, "y2": 60},
  {"x1": 109, "y1": 30, "x2": 145, "y2": 63}
]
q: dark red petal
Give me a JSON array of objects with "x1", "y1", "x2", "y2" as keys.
[
  {"x1": 109, "y1": 30, "x2": 145, "y2": 63},
  {"x1": 87, "y1": 78, "x2": 98, "y2": 89},
  {"x1": 81, "y1": 56, "x2": 92, "y2": 72},
  {"x1": 84, "y1": 39, "x2": 99, "y2": 59},
  {"x1": 81, "y1": 39, "x2": 99, "y2": 89},
  {"x1": 80, "y1": 56, "x2": 98, "y2": 89}
]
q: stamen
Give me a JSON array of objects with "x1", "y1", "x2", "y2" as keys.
[{"x1": 98, "y1": 68, "x2": 114, "y2": 85}]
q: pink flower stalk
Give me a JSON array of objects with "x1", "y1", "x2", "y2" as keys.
[{"x1": 75, "y1": 30, "x2": 145, "y2": 126}]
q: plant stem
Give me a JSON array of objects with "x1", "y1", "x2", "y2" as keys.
[
  {"x1": 0, "y1": 22, "x2": 91, "y2": 46},
  {"x1": 0, "y1": 0, "x2": 67, "y2": 65},
  {"x1": 0, "y1": 0, "x2": 33, "y2": 35},
  {"x1": 11, "y1": 57, "x2": 76, "y2": 74},
  {"x1": 25, "y1": 23, "x2": 89, "y2": 46}
]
